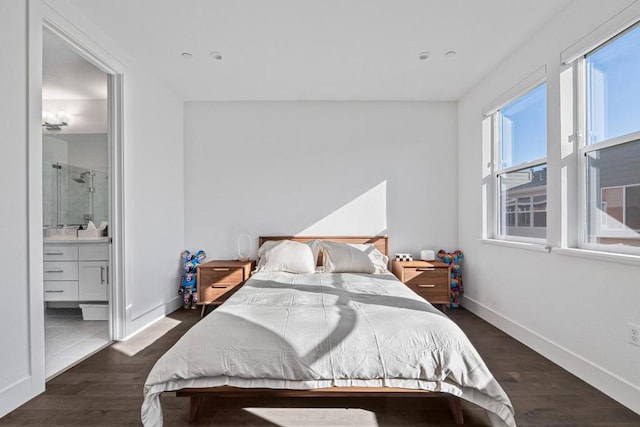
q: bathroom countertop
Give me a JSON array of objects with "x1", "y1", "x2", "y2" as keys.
[{"x1": 44, "y1": 237, "x2": 111, "y2": 244}]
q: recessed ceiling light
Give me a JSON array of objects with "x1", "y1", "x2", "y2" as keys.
[
  {"x1": 181, "y1": 52, "x2": 193, "y2": 59},
  {"x1": 209, "y1": 51, "x2": 223, "y2": 60},
  {"x1": 418, "y1": 52, "x2": 430, "y2": 61},
  {"x1": 444, "y1": 50, "x2": 457, "y2": 58}
]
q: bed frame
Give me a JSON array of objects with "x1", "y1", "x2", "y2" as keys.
[{"x1": 175, "y1": 235, "x2": 464, "y2": 425}]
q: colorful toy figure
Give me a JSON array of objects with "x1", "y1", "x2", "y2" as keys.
[
  {"x1": 180, "y1": 250, "x2": 206, "y2": 309},
  {"x1": 437, "y1": 249, "x2": 464, "y2": 308}
]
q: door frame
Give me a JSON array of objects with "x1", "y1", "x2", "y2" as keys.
[{"x1": 27, "y1": 0, "x2": 127, "y2": 395}]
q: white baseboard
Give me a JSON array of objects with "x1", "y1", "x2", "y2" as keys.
[
  {"x1": 0, "y1": 376, "x2": 42, "y2": 419},
  {"x1": 122, "y1": 296, "x2": 183, "y2": 342},
  {"x1": 164, "y1": 295, "x2": 184, "y2": 314},
  {"x1": 461, "y1": 296, "x2": 640, "y2": 415}
]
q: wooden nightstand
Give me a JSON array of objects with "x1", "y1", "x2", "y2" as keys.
[
  {"x1": 197, "y1": 260, "x2": 254, "y2": 316},
  {"x1": 392, "y1": 260, "x2": 451, "y2": 311}
]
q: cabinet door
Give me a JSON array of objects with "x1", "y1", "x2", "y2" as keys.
[{"x1": 78, "y1": 261, "x2": 108, "y2": 301}]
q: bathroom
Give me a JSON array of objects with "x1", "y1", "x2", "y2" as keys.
[{"x1": 42, "y1": 28, "x2": 112, "y2": 379}]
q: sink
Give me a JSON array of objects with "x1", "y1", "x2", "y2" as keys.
[{"x1": 44, "y1": 227, "x2": 78, "y2": 240}]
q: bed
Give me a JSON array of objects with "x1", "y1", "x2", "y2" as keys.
[{"x1": 142, "y1": 236, "x2": 515, "y2": 426}]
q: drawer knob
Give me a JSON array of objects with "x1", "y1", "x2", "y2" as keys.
[
  {"x1": 213, "y1": 268, "x2": 231, "y2": 271},
  {"x1": 45, "y1": 269, "x2": 64, "y2": 273},
  {"x1": 418, "y1": 284, "x2": 436, "y2": 288},
  {"x1": 45, "y1": 290, "x2": 64, "y2": 293},
  {"x1": 417, "y1": 267, "x2": 435, "y2": 271},
  {"x1": 211, "y1": 285, "x2": 229, "y2": 288},
  {"x1": 44, "y1": 252, "x2": 64, "y2": 255}
]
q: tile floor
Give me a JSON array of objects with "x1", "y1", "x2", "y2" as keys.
[{"x1": 45, "y1": 308, "x2": 110, "y2": 379}]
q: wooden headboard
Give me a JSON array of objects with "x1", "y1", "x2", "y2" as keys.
[{"x1": 258, "y1": 236, "x2": 389, "y2": 265}]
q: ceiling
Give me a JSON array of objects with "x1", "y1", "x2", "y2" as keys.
[
  {"x1": 43, "y1": 28, "x2": 107, "y2": 100},
  {"x1": 58, "y1": 0, "x2": 573, "y2": 101}
]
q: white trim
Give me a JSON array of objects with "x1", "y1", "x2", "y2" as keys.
[
  {"x1": 561, "y1": 0, "x2": 640, "y2": 64},
  {"x1": 118, "y1": 299, "x2": 180, "y2": 342},
  {"x1": 582, "y1": 129, "x2": 640, "y2": 154},
  {"x1": 107, "y1": 73, "x2": 126, "y2": 340},
  {"x1": 576, "y1": 56, "x2": 589, "y2": 255},
  {"x1": 124, "y1": 296, "x2": 183, "y2": 340},
  {"x1": 39, "y1": 1, "x2": 125, "y2": 73},
  {"x1": 24, "y1": 1, "x2": 46, "y2": 416},
  {"x1": 497, "y1": 157, "x2": 546, "y2": 175},
  {"x1": 0, "y1": 377, "x2": 34, "y2": 417},
  {"x1": 482, "y1": 66, "x2": 547, "y2": 117},
  {"x1": 462, "y1": 296, "x2": 640, "y2": 415},
  {"x1": 554, "y1": 247, "x2": 640, "y2": 266},
  {"x1": 480, "y1": 238, "x2": 550, "y2": 253}
]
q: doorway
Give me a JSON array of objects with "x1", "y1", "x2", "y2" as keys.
[{"x1": 41, "y1": 27, "x2": 118, "y2": 379}]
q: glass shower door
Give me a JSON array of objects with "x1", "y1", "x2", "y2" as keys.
[{"x1": 42, "y1": 161, "x2": 108, "y2": 228}]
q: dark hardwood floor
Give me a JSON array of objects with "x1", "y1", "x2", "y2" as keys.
[{"x1": 1, "y1": 307, "x2": 638, "y2": 426}]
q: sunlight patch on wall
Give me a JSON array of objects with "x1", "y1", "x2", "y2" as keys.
[{"x1": 297, "y1": 181, "x2": 387, "y2": 236}]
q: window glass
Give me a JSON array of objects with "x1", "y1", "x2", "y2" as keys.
[
  {"x1": 586, "y1": 139, "x2": 640, "y2": 247},
  {"x1": 626, "y1": 185, "x2": 640, "y2": 230},
  {"x1": 587, "y1": 24, "x2": 640, "y2": 144},
  {"x1": 500, "y1": 84, "x2": 547, "y2": 168},
  {"x1": 498, "y1": 164, "x2": 547, "y2": 238}
]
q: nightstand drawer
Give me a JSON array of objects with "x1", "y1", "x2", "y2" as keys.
[
  {"x1": 200, "y1": 282, "x2": 241, "y2": 303},
  {"x1": 403, "y1": 267, "x2": 448, "y2": 283},
  {"x1": 391, "y1": 260, "x2": 451, "y2": 310},
  {"x1": 406, "y1": 282, "x2": 449, "y2": 302},
  {"x1": 199, "y1": 268, "x2": 244, "y2": 287}
]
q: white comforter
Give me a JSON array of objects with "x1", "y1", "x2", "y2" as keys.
[{"x1": 142, "y1": 271, "x2": 515, "y2": 426}]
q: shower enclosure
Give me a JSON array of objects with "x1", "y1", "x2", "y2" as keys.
[{"x1": 43, "y1": 161, "x2": 108, "y2": 228}]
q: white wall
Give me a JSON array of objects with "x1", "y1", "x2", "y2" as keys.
[
  {"x1": 0, "y1": 0, "x2": 42, "y2": 416},
  {"x1": 457, "y1": 0, "x2": 640, "y2": 414},
  {"x1": 184, "y1": 101, "x2": 458, "y2": 259}
]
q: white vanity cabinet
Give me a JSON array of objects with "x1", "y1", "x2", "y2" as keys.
[{"x1": 44, "y1": 242, "x2": 109, "y2": 302}]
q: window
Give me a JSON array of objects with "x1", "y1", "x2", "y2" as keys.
[
  {"x1": 581, "y1": 23, "x2": 640, "y2": 251},
  {"x1": 493, "y1": 83, "x2": 547, "y2": 241}
]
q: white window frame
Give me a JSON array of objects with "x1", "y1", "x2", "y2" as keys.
[
  {"x1": 574, "y1": 23, "x2": 640, "y2": 256},
  {"x1": 488, "y1": 82, "x2": 548, "y2": 245}
]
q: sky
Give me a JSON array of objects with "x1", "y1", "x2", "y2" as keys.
[
  {"x1": 587, "y1": 23, "x2": 640, "y2": 144},
  {"x1": 499, "y1": 22, "x2": 640, "y2": 169},
  {"x1": 500, "y1": 83, "x2": 546, "y2": 168}
]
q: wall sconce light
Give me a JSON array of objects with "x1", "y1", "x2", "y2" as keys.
[{"x1": 42, "y1": 111, "x2": 71, "y2": 130}]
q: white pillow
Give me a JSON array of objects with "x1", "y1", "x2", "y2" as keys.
[
  {"x1": 321, "y1": 241, "x2": 389, "y2": 274},
  {"x1": 256, "y1": 240, "x2": 320, "y2": 273}
]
